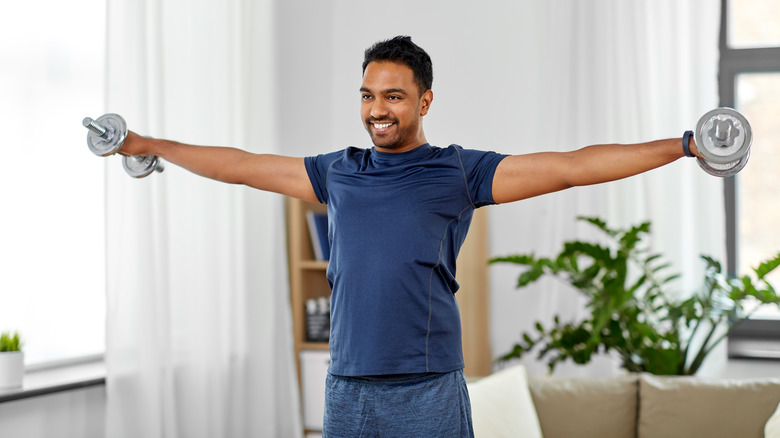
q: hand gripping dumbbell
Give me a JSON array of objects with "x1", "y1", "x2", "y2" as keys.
[
  {"x1": 82, "y1": 113, "x2": 164, "y2": 178},
  {"x1": 694, "y1": 107, "x2": 752, "y2": 177}
]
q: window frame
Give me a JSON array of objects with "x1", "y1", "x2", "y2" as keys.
[{"x1": 720, "y1": 0, "x2": 780, "y2": 354}]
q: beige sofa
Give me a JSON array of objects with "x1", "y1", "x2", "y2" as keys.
[{"x1": 467, "y1": 365, "x2": 780, "y2": 438}]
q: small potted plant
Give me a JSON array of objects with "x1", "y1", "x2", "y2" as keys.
[{"x1": 0, "y1": 331, "x2": 24, "y2": 389}]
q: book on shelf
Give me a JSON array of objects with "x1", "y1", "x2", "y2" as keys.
[{"x1": 306, "y1": 211, "x2": 330, "y2": 261}]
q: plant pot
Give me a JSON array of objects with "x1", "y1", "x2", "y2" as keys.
[{"x1": 0, "y1": 351, "x2": 24, "y2": 390}]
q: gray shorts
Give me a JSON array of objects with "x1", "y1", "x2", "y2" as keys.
[{"x1": 323, "y1": 369, "x2": 474, "y2": 438}]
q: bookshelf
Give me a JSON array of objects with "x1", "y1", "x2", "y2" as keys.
[
  {"x1": 286, "y1": 198, "x2": 330, "y2": 366},
  {"x1": 285, "y1": 197, "x2": 492, "y2": 385}
]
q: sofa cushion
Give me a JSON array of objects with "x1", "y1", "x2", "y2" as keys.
[
  {"x1": 638, "y1": 374, "x2": 780, "y2": 438},
  {"x1": 528, "y1": 374, "x2": 638, "y2": 438},
  {"x1": 767, "y1": 402, "x2": 780, "y2": 438},
  {"x1": 467, "y1": 365, "x2": 542, "y2": 438}
]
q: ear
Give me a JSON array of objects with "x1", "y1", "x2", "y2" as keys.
[{"x1": 420, "y1": 89, "x2": 433, "y2": 116}]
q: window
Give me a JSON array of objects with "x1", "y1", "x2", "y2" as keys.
[
  {"x1": 733, "y1": 72, "x2": 780, "y2": 318},
  {"x1": 0, "y1": 0, "x2": 107, "y2": 365},
  {"x1": 721, "y1": 0, "x2": 780, "y2": 354},
  {"x1": 728, "y1": 0, "x2": 780, "y2": 48}
]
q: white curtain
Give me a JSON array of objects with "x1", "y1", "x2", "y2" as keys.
[
  {"x1": 488, "y1": 0, "x2": 727, "y2": 378},
  {"x1": 104, "y1": 0, "x2": 302, "y2": 437}
]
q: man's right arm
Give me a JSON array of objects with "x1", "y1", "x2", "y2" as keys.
[{"x1": 121, "y1": 131, "x2": 319, "y2": 203}]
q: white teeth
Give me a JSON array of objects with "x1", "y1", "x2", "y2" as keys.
[{"x1": 373, "y1": 123, "x2": 392, "y2": 129}]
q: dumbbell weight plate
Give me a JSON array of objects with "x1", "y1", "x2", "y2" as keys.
[
  {"x1": 85, "y1": 113, "x2": 127, "y2": 157},
  {"x1": 696, "y1": 149, "x2": 750, "y2": 178},
  {"x1": 694, "y1": 108, "x2": 751, "y2": 165},
  {"x1": 123, "y1": 154, "x2": 164, "y2": 178}
]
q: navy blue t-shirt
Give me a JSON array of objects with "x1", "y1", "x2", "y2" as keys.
[{"x1": 305, "y1": 144, "x2": 507, "y2": 376}]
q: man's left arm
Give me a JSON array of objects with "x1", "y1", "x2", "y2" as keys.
[{"x1": 492, "y1": 137, "x2": 700, "y2": 204}]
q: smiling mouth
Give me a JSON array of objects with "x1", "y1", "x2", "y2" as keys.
[{"x1": 372, "y1": 122, "x2": 394, "y2": 131}]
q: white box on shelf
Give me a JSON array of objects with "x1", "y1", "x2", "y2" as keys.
[{"x1": 300, "y1": 350, "x2": 331, "y2": 431}]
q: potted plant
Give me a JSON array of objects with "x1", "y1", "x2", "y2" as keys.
[
  {"x1": 489, "y1": 217, "x2": 780, "y2": 375},
  {"x1": 0, "y1": 331, "x2": 24, "y2": 389}
]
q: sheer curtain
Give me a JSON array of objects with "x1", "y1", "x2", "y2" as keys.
[
  {"x1": 489, "y1": 0, "x2": 727, "y2": 377},
  {"x1": 103, "y1": 0, "x2": 301, "y2": 437}
]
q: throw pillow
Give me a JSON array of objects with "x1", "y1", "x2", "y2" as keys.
[
  {"x1": 467, "y1": 364, "x2": 543, "y2": 438},
  {"x1": 639, "y1": 374, "x2": 780, "y2": 438},
  {"x1": 767, "y1": 401, "x2": 780, "y2": 438},
  {"x1": 528, "y1": 374, "x2": 638, "y2": 438}
]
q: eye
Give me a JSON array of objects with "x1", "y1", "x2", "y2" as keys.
[
  {"x1": 361, "y1": 94, "x2": 373, "y2": 101},
  {"x1": 387, "y1": 95, "x2": 401, "y2": 101}
]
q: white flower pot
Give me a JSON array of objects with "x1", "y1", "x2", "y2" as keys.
[{"x1": 0, "y1": 351, "x2": 24, "y2": 389}]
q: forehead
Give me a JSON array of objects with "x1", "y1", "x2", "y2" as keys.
[{"x1": 361, "y1": 61, "x2": 418, "y2": 93}]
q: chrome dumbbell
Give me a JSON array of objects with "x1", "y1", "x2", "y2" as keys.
[
  {"x1": 694, "y1": 108, "x2": 752, "y2": 177},
  {"x1": 82, "y1": 113, "x2": 164, "y2": 178}
]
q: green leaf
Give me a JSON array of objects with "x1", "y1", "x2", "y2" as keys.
[
  {"x1": 700, "y1": 255, "x2": 722, "y2": 273},
  {"x1": 577, "y1": 216, "x2": 614, "y2": 236},
  {"x1": 644, "y1": 253, "x2": 662, "y2": 264},
  {"x1": 643, "y1": 348, "x2": 683, "y2": 375},
  {"x1": 517, "y1": 266, "x2": 545, "y2": 287},
  {"x1": 488, "y1": 254, "x2": 536, "y2": 265},
  {"x1": 755, "y1": 252, "x2": 780, "y2": 279},
  {"x1": 498, "y1": 344, "x2": 526, "y2": 361}
]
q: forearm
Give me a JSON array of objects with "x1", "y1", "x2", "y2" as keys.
[
  {"x1": 135, "y1": 137, "x2": 249, "y2": 182},
  {"x1": 562, "y1": 137, "x2": 698, "y2": 187}
]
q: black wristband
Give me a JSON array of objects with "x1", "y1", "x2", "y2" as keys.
[{"x1": 682, "y1": 130, "x2": 695, "y2": 157}]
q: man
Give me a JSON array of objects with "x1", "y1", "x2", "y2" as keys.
[{"x1": 120, "y1": 36, "x2": 700, "y2": 437}]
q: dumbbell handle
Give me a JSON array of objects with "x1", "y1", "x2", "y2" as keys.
[{"x1": 83, "y1": 117, "x2": 110, "y2": 138}]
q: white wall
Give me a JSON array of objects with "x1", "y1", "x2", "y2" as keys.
[{"x1": 275, "y1": 0, "x2": 540, "y2": 157}]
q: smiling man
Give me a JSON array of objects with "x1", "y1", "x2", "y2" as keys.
[{"x1": 119, "y1": 36, "x2": 701, "y2": 437}]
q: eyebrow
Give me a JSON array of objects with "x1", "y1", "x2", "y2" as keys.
[{"x1": 360, "y1": 87, "x2": 409, "y2": 95}]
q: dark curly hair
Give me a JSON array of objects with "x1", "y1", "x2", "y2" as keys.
[{"x1": 362, "y1": 36, "x2": 433, "y2": 96}]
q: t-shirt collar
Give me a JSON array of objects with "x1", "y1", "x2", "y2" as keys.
[{"x1": 370, "y1": 143, "x2": 433, "y2": 163}]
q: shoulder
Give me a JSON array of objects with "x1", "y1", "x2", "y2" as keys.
[
  {"x1": 307, "y1": 147, "x2": 367, "y2": 165},
  {"x1": 436, "y1": 144, "x2": 509, "y2": 167}
]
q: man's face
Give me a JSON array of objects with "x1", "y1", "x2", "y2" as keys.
[{"x1": 360, "y1": 61, "x2": 432, "y2": 153}]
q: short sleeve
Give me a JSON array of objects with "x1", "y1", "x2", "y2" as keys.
[
  {"x1": 455, "y1": 148, "x2": 508, "y2": 207},
  {"x1": 304, "y1": 150, "x2": 345, "y2": 204}
]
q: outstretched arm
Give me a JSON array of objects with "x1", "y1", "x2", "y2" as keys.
[
  {"x1": 492, "y1": 137, "x2": 700, "y2": 204},
  {"x1": 121, "y1": 132, "x2": 318, "y2": 202}
]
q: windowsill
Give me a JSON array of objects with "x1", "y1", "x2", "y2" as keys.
[
  {"x1": 728, "y1": 318, "x2": 780, "y2": 362},
  {"x1": 728, "y1": 338, "x2": 780, "y2": 361},
  {"x1": 0, "y1": 356, "x2": 105, "y2": 404}
]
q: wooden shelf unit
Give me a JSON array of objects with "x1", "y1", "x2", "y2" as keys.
[{"x1": 286, "y1": 198, "x2": 331, "y2": 382}]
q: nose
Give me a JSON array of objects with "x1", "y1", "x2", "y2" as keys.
[{"x1": 370, "y1": 99, "x2": 388, "y2": 120}]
